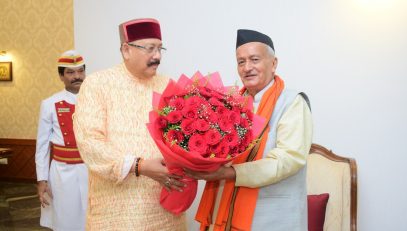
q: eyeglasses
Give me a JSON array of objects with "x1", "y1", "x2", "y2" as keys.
[{"x1": 127, "y1": 43, "x2": 167, "y2": 54}]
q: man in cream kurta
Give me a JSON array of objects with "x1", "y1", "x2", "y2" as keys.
[
  {"x1": 73, "y1": 18, "x2": 186, "y2": 230},
  {"x1": 188, "y1": 29, "x2": 313, "y2": 230}
]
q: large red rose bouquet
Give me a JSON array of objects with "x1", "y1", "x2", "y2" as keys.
[{"x1": 147, "y1": 72, "x2": 264, "y2": 215}]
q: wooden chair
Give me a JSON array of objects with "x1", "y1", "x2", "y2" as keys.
[{"x1": 307, "y1": 143, "x2": 358, "y2": 231}]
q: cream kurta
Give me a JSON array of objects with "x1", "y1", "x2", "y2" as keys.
[{"x1": 73, "y1": 63, "x2": 186, "y2": 230}]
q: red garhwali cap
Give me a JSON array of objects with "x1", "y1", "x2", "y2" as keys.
[{"x1": 119, "y1": 18, "x2": 161, "y2": 44}]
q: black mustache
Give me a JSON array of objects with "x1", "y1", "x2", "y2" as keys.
[
  {"x1": 71, "y1": 79, "x2": 83, "y2": 84},
  {"x1": 147, "y1": 60, "x2": 160, "y2": 67}
]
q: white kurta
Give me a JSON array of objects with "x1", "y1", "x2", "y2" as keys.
[
  {"x1": 208, "y1": 79, "x2": 313, "y2": 231},
  {"x1": 35, "y1": 90, "x2": 88, "y2": 231}
]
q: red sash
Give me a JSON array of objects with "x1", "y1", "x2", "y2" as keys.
[{"x1": 51, "y1": 143, "x2": 83, "y2": 164}]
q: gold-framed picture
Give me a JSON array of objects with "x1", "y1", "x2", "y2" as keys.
[{"x1": 0, "y1": 62, "x2": 12, "y2": 81}]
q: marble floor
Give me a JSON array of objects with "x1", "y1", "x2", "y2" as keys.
[{"x1": 0, "y1": 181, "x2": 49, "y2": 231}]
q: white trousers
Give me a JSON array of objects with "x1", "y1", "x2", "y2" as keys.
[{"x1": 40, "y1": 160, "x2": 88, "y2": 231}]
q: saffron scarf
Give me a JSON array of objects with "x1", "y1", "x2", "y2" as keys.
[{"x1": 195, "y1": 76, "x2": 285, "y2": 231}]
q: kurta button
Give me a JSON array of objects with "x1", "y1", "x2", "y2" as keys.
[
  {"x1": 67, "y1": 142, "x2": 70, "y2": 145},
  {"x1": 61, "y1": 122, "x2": 65, "y2": 126},
  {"x1": 63, "y1": 132, "x2": 67, "y2": 136},
  {"x1": 59, "y1": 102, "x2": 63, "y2": 105},
  {"x1": 58, "y1": 114, "x2": 62, "y2": 117}
]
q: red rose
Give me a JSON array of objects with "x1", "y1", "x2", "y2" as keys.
[
  {"x1": 155, "y1": 116, "x2": 168, "y2": 129},
  {"x1": 180, "y1": 118, "x2": 196, "y2": 135},
  {"x1": 214, "y1": 140, "x2": 230, "y2": 158},
  {"x1": 209, "y1": 144, "x2": 218, "y2": 155},
  {"x1": 238, "y1": 143, "x2": 247, "y2": 153},
  {"x1": 163, "y1": 96, "x2": 172, "y2": 105},
  {"x1": 239, "y1": 131, "x2": 253, "y2": 151},
  {"x1": 185, "y1": 96, "x2": 203, "y2": 108},
  {"x1": 240, "y1": 118, "x2": 250, "y2": 128},
  {"x1": 218, "y1": 117, "x2": 234, "y2": 132},
  {"x1": 229, "y1": 147, "x2": 239, "y2": 158},
  {"x1": 224, "y1": 131, "x2": 239, "y2": 147},
  {"x1": 204, "y1": 129, "x2": 222, "y2": 145},
  {"x1": 232, "y1": 106, "x2": 242, "y2": 113},
  {"x1": 194, "y1": 119, "x2": 210, "y2": 132},
  {"x1": 211, "y1": 90, "x2": 224, "y2": 100},
  {"x1": 188, "y1": 134, "x2": 208, "y2": 155},
  {"x1": 208, "y1": 112, "x2": 218, "y2": 124},
  {"x1": 228, "y1": 111, "x2": 241, "y2": 125},
  {"x1": 198, "y1": 86, "x2": 212, "y2": 98},
  {"x1": 169, "y1": 97, "x2": 185, "y2": 110},
  {"x1": 182, "y1": 106, "x2": 198, "y2": 119},
  {"x1": 208, "y1": 97, "x2": 224, "y2": 107},
  {"x1": 216, "y1": 106, "x2": 229, "y2": 116},
  {"x1": 166, "y1": 130, "x2": 184, "y2": 143},
  {"x1": 166, "y1": 110, "x2": 183, "y2": 124}
]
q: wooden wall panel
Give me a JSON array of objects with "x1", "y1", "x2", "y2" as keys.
[{"x1": 0, "y1": 139, "x2": 36, "y2": 182}]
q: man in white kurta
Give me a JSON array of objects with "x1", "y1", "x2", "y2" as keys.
[
  {"x1": 73, "y1": 18, "x2": 186, "y2": 230},
  {"x1": 189, "y1": 29, "x2": 313, "y2": 231},
  {"x1": 35, "y1": 50, "x2": 88, "y2": 231}
]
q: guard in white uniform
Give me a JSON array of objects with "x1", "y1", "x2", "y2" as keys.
[{"x1": 35, "y1": 50, "x2": 88, "y2": 231}]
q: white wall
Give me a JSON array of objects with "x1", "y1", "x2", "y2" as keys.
[{"x1": 74, "y1": 0, "x2": 407, "y2": 230}]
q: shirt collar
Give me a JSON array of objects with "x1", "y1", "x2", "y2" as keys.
[
  {"x1": 63, "y1": 89, "x2": 77, "y2": 103},
  {"x1": 253, "y1": 79, "x2": 275, "y2": 105}
]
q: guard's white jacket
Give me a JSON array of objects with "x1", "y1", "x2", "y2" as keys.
[{"x1": 35, "y1": 89, "x2": 88, "y2": 231}]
